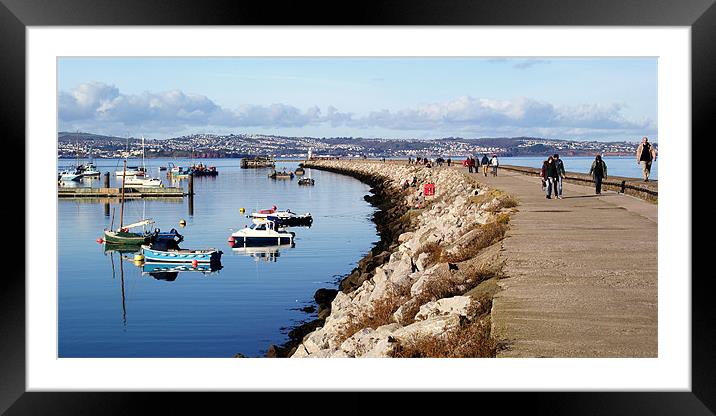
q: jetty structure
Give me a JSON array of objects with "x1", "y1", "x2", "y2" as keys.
[
  {"x1": 280, "y1": 159, "x2": 657, "y2": 358},
  {"x1": 240, "y1": 156, "x2": 275, "y2": 169},
  {"x1": 58, "y1": 172, "x2": 190, "y2": 199}
]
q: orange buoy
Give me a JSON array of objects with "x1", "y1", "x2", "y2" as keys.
[
  {"x1": 96, "y1": 238, "x2": 104, "y2": 244},
  {"x1": 192, "y1": 260, "x2": 198, "y2": 268}
]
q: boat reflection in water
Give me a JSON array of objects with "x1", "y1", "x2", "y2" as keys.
[
  {"x1": 141, "y1": 262, "x2": 223, "y2": 281},
  {"x1": 103, "y1": 243, "x2": 141, "y2": 255},
  {"x1": 103, "y1": 247, "x2": 136, "y2": 327},
  {"x1": 231, "y1": 243, "x2": 294, "y2": 262}
]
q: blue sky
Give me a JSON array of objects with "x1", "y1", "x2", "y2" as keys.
[{"x1": 58, "y1": 58, "x2": 657, "y2": 142}]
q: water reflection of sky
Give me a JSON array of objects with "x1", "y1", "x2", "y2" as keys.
[{"x1": 58, "y1": 159, "x2": 378, "y2": 357}]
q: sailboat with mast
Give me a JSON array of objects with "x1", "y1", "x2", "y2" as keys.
[
  {"x1": 78, "y1": 145, "x2": 100, "y2": 178},
  {"x1": 123, "y1": 136, "x2": 163, "y2": 188},
  {"x1": 115, "y1": 136, "x2": 146, "y2": 178},
  {"x1": 103, "y1": 158, "x2": 157, "y2": 245}
]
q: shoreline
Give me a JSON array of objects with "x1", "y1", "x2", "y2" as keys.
[
  {"x1": 265, "y1": 164, "x2": 418, "y2": 357},
  {"x1": 276, "y1": 160, "x2": 515, "y2": 358}
]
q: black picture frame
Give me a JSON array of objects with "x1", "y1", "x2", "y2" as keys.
[{"x1": 3, "y1": 0, "x2": 712, "y2": 413}]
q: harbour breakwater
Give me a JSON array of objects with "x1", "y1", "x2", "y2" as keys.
[{"x1": 278, "y1": 160, "x2": 518, "y2": 358}]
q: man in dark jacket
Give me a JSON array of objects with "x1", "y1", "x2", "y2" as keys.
[
  {"x1": 553, "y1": 154, "x2": 566, "y2": 199},
  {"x1": 589, "y1": 154, "x2": 608, "y2": 195},
  {"x1": 481, "y1": 154, "x2": 489, "y2": 176}
]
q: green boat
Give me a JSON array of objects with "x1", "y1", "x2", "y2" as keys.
[
  {"x1": 103, "y1": 222, "x2": 155, "y2": 245},
  {"x1": 102, "y1": 159, "x2": 155, "y2": 245}
]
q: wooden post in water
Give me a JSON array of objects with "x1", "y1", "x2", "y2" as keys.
[
  {"x1": 103, "y1": 172, "x2": 110, "y2": 188},
  {"x1": 104, "y1": 202, "x2": 110, "y2": 217},
  {"x1": 119, "y1": 160, "x2": 126, "y2": 229},
  {"x1": 188, "y1": 172, "x2": 195, "y2": 215}
]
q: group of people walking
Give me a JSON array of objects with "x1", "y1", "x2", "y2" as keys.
[
  {"x1": 543, "y1": 153, "x2": 607, "y2": 197},
  {"x1": 464, "y1": 154, "x2": 499, "y2": 176},
  {"x1": 407, "y1": 137, "x2": 655, "y2": 198},
  {"x1": 543, "y1": 137, "x2": 655, "y2": 197}
]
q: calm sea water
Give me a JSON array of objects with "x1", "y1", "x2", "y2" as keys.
[
  {"x1": 484, "y1": 156, "x2": 657, "y2": 179},
  {"x1": 58, "y1": 158, "x2": 377, "y2": 357}
]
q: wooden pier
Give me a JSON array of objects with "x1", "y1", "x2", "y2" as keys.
[{"x1": 58, "y1": 187, "x2": 186, "y2": 199}]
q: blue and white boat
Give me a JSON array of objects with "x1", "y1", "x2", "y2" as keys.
[
  {"x1": 228, "y1": 219, "x2": 295, "y2": 247},
  {"x1": 141, "y1": 237, "x2": 222, "y2": 263}
]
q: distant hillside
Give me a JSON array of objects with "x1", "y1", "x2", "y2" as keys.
[
  {"x1": 58, "y1": 132, "x2": 131, "y2": 142},
  {"x1": 57, "y1": 132, "x2": 646, "y2": 158}
]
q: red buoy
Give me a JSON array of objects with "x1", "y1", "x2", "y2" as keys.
[
  {"x1": 192, "y1": 260, "x2": 198, "y2": 268},
  {"x1": 228, "y1": 236, "x2": 235, "y2": 243},
  {"x1": 96, "y1": 238, "x2": 104, "y2": 244}
]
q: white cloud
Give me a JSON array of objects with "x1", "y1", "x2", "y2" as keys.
[{"x1": 58, "y1": 83, "x2": 655, "y2": 139}]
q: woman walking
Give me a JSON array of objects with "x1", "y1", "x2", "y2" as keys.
[
  {"x1": 490, "y1": 154, "x2": 499, "y2": 176},
  {"x1": 588, "y1": 154, "x2": 608, "y2": 195}
]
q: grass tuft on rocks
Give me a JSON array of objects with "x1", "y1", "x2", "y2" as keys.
[
  {"x1": 414, "y1": 242, "x2": 445, "y2": 268},
  {"x1": 444, "y1": 222, "x2": 507, "y2": 263},
  {"x1": 392, "y1": 295, "x2": 496, "y2": 358},
  {"x1": 337, "y1": 291, "x2": 406, "y2": 343}
]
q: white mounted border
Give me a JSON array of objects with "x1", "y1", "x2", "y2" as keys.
[{"x1": 27, "y1": 27, "x2": 689, "y2": 391}]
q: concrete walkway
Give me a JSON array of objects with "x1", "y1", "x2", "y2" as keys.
[{"x1": 459, "y1": 167, "x2": 657, "y2": 357}]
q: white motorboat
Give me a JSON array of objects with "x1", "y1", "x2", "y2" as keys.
[
  {"x1": 115, "y1": 166, "x2": 146, "y2": 177},
  {"x1": 59, "y1": 169, "x2": 82, "y2": 182},
  {"x1": 250, "y1": 208, "x2": 313, "y2": 227},
  {"x1": 123, "y1": 176, "x2": 162, "y2": 188},
  {"x1": 79, "y1": 162, "x2": 101, "y2": 177},
  {"x1": 228, "y1": 220, "x2": 295, "y2": 247}
]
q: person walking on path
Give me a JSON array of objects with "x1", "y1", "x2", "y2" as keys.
[
  {"x1": 553, "y1": 153, "x2": 566, "y2": 199},
  {"x1": 490, "y1": 154, "x2": 499, "y2": 176},
  {"x1": 589, "y1": 154, "x2": 608, "y2": 195},
  {"x1": 468, "y1": 157, "x2": 475, "y2": 173},
  {"x1": 447, "y1": 157, "x2": 451, "y2": 167},
  {"x1": 636, "y1": 137, "x2": 657, "y2": 182},
  {"x1": 542, "y1": 156, "x2": 559, "y2": 199},
  {"x1": 481, "y1": 154, "x2": 490, "y2": 176}
]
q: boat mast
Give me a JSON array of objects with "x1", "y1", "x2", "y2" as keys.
[
  {"x1": 142, "y1": 136, "x2": 146, "y2": 171},
  {"x1": 119, "y1": 158, "x2": 127, "y2": 230}
]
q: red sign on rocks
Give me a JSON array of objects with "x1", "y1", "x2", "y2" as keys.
[{"x1": 424, "y1": 183, "x2": 435, "y2": 196}]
